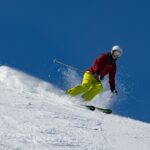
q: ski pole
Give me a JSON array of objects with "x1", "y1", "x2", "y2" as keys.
[{"x1": 53, "y1": 58, "x2": 84, "y2": 73}]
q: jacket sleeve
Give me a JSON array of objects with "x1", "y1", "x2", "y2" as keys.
[
  {"x1": 92, "y1": 54, "x2": 106, "y2": 73},
  {"x1": 109, "y1": 64, "x2": 116, "y2": 91}
]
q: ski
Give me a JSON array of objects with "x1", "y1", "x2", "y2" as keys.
[{"x1": 85, "y1": 105, "x2": 112, "y2": 114}]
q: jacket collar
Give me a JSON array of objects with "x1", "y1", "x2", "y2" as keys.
[{"x1": 107, "y1": 52, "x2": 117, "y2": 64}]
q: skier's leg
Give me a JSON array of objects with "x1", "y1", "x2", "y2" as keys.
[
  {"x1": 66, "y1": 71, "x2": 92, "y2": 96},
  {"x1": 82, "y1": 79, "x2": 103, "y2": 101}
]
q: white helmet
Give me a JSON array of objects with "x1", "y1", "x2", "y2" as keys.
[{"x1": 111, "y1": 45, "x2": 123, "y2": 57}]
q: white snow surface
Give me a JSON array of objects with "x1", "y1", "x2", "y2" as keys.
[{"x1": 0, "y1": 66, "x2": 150, "y2": 150}]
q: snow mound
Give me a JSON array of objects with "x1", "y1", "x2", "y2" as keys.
[
  {"x1": 0, "y1": 66, "x2": 150, "y2": 150},
  {"x1": 0, "y1": 66, "x2": 59, "y2": 94}
]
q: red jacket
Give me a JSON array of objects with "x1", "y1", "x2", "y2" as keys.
[{"x1": 88, "y1": 52, "x2": 116, "y2": 91}]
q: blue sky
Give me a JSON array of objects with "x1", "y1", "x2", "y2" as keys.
[{"x1": 0, "y1": 0, "x2": 150, "y2": 122}]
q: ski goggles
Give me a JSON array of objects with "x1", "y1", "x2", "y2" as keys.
[{"x1": 113, "y1": 51, "x2": 121, "y2": 58}]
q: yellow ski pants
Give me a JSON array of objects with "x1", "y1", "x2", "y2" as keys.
[{"x1": 66, "y1": 71, "x2": 103, "y2": 101}]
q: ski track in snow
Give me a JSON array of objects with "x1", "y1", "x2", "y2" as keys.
[{"x1": 0, "y1": 66, "x2": 150, "y2": 150}]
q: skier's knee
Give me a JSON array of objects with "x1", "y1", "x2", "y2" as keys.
[
  {"x1": 96, "y1": 84, "x2": 103, "y2": 93},
  {"x1": 82, "y1": 83, "x2": 90, "y2": 89}
]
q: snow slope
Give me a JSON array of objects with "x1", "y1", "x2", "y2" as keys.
[{"x1": 0, "y1": 66, "x2": 150, "y2": 150}]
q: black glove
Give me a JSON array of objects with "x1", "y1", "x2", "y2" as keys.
[
  {"x1": 111, "y1": 89, "x2": 118, "y2": 95},
  {"x1": 99, "y1": 75, "x2": 104, "y2": 80},
  {"x1": 94, "y1": 72, "x2": 104, "y2": 81}
]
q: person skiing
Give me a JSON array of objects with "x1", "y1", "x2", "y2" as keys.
[{"x1": 66, "y1": 45, "x2": 123, "y2": 101}]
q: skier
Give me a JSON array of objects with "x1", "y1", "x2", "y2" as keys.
[{"x1": 66, "y1": 45, "x2": 123, "y2": 101}]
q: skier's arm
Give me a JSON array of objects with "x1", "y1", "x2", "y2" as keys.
[
  {"x1": 92, "y1": 54, "x2": 106, "y2": 73},
  {"x1": 109, "y1": 65, "x2": 116, "y2": 92}
]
